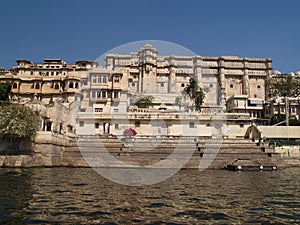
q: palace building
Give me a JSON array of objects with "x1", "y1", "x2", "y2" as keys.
[
  {"x1": 0, "y1": 44, "x2": 279, "y2": 137},
  {"x1": 104, "y1": 44, "x2": 272, "y2": 116}
]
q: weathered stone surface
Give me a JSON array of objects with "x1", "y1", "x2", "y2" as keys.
[{"x1": 0, "y1": 133, "x2": 299, "y2": 169}]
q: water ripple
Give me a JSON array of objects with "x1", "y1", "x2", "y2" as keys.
[{"x1": 0, "y1": 167, "x2": 299, "y2": 224}]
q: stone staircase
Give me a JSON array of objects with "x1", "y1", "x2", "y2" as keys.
[{"x1": 62, "y1": 135, "x2": 282, "y2": 169}]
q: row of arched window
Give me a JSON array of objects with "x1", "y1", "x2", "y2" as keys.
[
  {"x1": 11, "y1": 81, "x2": 82, "y2": 90},
  {"x1": 68, "y1": 81, "x2": 79, "y2": 89},
  {"x1": 12, "y1": 82, "x2": 60, "y2": 90}
]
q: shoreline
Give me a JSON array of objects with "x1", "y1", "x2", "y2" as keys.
[{"x1": 1, "y1": 132, "x2": 299, "y2": 169}]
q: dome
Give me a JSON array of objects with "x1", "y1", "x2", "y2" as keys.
[
  {"x1": 144, "y1": 43, "x2": 153, "y2": 48},
  {"x1": 273, "y1": 70, "x2": 281, "y2": 75},
  {"x1": 296, "y1": 70, "x2": 300, "y2": 76}
]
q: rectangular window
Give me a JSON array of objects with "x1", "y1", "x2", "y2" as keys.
[
  {"x1": 103, "y1": 76, "x2": 107, "y2": 83},
  {"x1": 114, "y1": 75, "x2": 120, "y2": 83},
  {"x1": 253, "y1": 111, "x2": 257, "y2": 117},
  {"x1": 92, "y1": 76, "x2": 97, "y2": 83},
  {"x1": 102, "y1": 91, "x2": 107, "y2": 98},
  {"x1": 79, "y1": 121, "x2": 84, "y2": 127},
  {"x1": 115, "y1": 123, "x2": 119, "y2": 129},
  {"x1": 114, "y1": 108, "x2": 119, "y2": 113},
  {"x1": 113, "y1": 91, "x2": 119, "y2": 99},
  {"x1": 95, "y1": 123, "x2": 99, "y2": 129},
  {"x1": 189, "y1": 122, "x2": 195, "y2": 128},
  {"x1": 91, "y1": 91, "x2": 96, "y2": 98},
  {"x1": 95, "y1": 108, "x2": 103, "y2": 112},
  {"x1": 97, "y1": 76, "x2": 102, "y2": 83},
  {"x1": 280, "y1": 107, "x2": 284, "y2": 113},
  {"x1": 291, "y1": 107, "x2": 296, "y2": 113},
  {"x1": 135, "y1": 121, "x2": 140, "y2": 127}
]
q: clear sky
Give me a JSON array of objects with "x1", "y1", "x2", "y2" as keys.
[{"x1": 0, "y1": 0, "x2": 299, "y2": 73}]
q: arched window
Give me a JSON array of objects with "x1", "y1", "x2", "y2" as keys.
[
  {"x1": 35, "y1": 83, "x2": 40, "y2": 89},
  {"x1": 12, "y1": 83, "x2": 18, "y2": 89},
  {"x1": 257, "y1": 85, "x2": 261, "y2": 89},
  {"x1": 54, "y1": 83, "x2": 59, "y2": 90},
  {"x1": 229, "y1": 84, "x2": 234, "y2": 89},
  {"x1": 181, "y1": 83, "x2": 185, "y2": 87},
  {"x1": 209, "y1": 84, "x2": 214, "y2": 88},
  {"x1": 69, "y1": 82, "x2": 74, "y2": 88},
  {"x1": 75, "y1": 82, "x2": 79, "y2": 89}
]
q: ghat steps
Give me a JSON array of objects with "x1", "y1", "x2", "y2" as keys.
[{"x1": 63, "y1": 135, "x2": 282, "y2": 169}]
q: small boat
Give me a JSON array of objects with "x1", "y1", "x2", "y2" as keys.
[{"x1": 226, "y1": 160, "x2": 277, "y2": 171}]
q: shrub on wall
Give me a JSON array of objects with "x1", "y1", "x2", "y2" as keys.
[{"x1": 0, "y1": 104, "x2": 40, "y2": 139}]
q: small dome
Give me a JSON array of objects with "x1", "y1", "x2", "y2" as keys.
[
  {"x1": 273, "y1": 70, "x2": 281, "y2": 75},
  {"x1": 296, "y1": 70, "x2": 300, "y2": 76},
  {"x1": 290, "y1": 72, "x2": 295, "y2": 76},
  {"x1": 144, "y1": 43, "x2": 153, "y2": 48}
]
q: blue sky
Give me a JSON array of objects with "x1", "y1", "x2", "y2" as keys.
[{"x1": 0, "y1": 0, "x2": 299, "y2": 72}]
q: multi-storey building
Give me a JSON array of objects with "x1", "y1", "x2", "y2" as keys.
[
  {"x1": 0, "y1": 59, "x2": 97, "y2": 135},
  {"x1": 263, "y1": 71, "x2": 300, "y2": 122},
  {"x1": 75, "y1": 44, "x2": 272, "y2": 136},
  {"x1": 105, "y1": 44, "x2": 272, "y2": 118},
  {"x1": 0, "y1": 44, "x2": 277, "y2": 137},
  {"x1": 264, "y1": 97, "x2": 300, "y2": 121},
  {"x1": 1, "y1": 59, "x2": 98, "y2": 104}
]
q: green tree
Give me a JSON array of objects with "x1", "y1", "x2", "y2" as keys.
[
  {"x1": 132, "y1": 95, "x2": 154, "y2": 108},
  {"x1": 0, "y1": 82, "x2": 12, "y2": 102},
  {"x1": 270, "y1": 114, "x2": 286, "y2": 126},
  {"x1": 289, "y1": 117, "x2": 300, "y2": 126},
  {"x1": 267, "y1": 74, "x2": 300, "y2": 97},
  {"x1": 0, "y1": 104, "x2": 40, "y2": 139},
  {"x1": 184, "y1": 78, "x2": 205, "y2": 111}
]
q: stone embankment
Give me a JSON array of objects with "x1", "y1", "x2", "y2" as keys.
[{"x1": 1, "y1": 131, "x2": 298, "y2": 169}]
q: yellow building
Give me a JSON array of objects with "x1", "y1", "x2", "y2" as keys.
[{"x1": 1, "y1": 59, "x2": 98, "y2": 104}]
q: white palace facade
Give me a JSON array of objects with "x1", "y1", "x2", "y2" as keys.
[{"x1": 1, "y1": 44, "x2": 275, "y2": 138}]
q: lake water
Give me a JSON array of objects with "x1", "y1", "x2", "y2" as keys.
[{"x1": 0, "y1": 167, "x2": 299, "y2": 224}]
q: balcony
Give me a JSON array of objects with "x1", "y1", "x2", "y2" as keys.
[{"x1": 90, "y1": 97, "x2": 108, "y2": 103}]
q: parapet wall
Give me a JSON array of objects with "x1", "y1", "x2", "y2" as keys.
[{"x1": 258, "y1": 126, "x2": 300, "y2": 139}]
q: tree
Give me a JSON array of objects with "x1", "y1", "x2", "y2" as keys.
[
  {"x1": 270, "y1": 114, "x2": 286, "y2": 126},
  {"x1": 0, "y1": 82, "x2": 12, "y2": 102},
  {"x1": 267, "y1": 74, "x2": 300, "y2": 98},
  {"x1": 0, "y1": 104, "x2": 40, "y2": 139},
  {"x1": 132, "y1": 95, "x2": 154, "y2": 108},
  {"x1": 184, "y1": 78, "x2": 205, "y2": 111}
]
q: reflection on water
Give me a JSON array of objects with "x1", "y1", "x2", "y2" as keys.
[{"x1": 0, "y1": 167, "x2": 299, "y2": 224}]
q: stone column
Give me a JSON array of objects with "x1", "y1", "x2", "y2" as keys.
[
  {"x1": 243, "y1": 59, "x2": 249, "y2": 96},
  {"x1": 218, "y1": 58, "x2": 226, "y2": 106},
  {"x1": 195, "y1": 57, "x2": 202, "y2": 83},
  {"x1": 169, "y1": 66, "x2": 176, "y2": 93},
  {"x1": 265, "y1": 58, "x2": 273, "y2": 101},
  {"x1": 138, "y1": 64, "x2": 143, "y2": 93}
]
